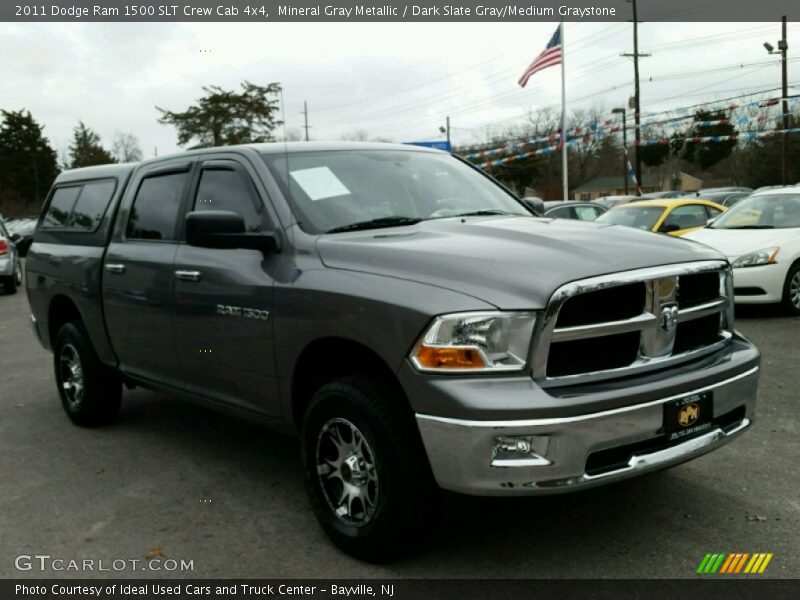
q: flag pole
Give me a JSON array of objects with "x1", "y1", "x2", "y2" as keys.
[{"x1": 560, "y1": 20, "x2": 568, "y2": 201}]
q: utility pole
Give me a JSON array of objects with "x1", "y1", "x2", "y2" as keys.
[
  {"x1": 302, "y1": 101, "x2": 310, "y2": 142},
  {"x1": 781, "y1": 16, "x2": 789, "y2": 185},
  {"x1": 612, "y1": 108, "x2": 628, "y2": 194},
  {"x1": 446, "y1": 116, "x2": 451, "y2": 145},
  {"x1": 764, "y1": 16, "x2": 790, "y2": 184},
  {"x1": 622, "y1": 0, "x2": 650, "y2": 194}
]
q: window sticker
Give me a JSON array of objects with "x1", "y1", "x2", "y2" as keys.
[{"x1": 289, "y1": 166, "x2": 351, "y2": 201}]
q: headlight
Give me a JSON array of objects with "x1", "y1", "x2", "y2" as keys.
[
  {"x1": 731, "y1": 247, "x2": 780, "y2": 268},
  {"x1": 410, "y1": 311, "x2": 538, "y2": 372}
]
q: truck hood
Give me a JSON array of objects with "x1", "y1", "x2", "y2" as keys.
[
  {"x1": 317, "y1": 216, "x2": 724, "y2": 309},
  {"x1": 684, "y1": 227, "x2": 798, "y2": 260}
]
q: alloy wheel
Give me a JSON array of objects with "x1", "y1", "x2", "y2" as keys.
[
  {"x1": 315, "y1": 418, "x2": 379, "y2": 526},
  {"x1": 791, "y1": 270, "x2": 800, "y2": 310},
  {"x1": 60, "y1": 343, "x2": 84, "y2": 408}
]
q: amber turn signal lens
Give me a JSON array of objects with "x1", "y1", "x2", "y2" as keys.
[{"x1": 415, "y1": 346, "x2": 486, "y2": 369}]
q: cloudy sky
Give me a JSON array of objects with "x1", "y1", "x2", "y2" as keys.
[{"x1": 1, "y1": 20, "x2": 798, "y2": 160}]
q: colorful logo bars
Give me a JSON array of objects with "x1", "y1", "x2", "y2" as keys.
[{"x1": 697, "y1": 552, "x2": 773, "y2": 574}]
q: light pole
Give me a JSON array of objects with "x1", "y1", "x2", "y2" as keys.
[
  {"x1": 764, "y1": 15, "x2": 789, "y2": 185},
  {"x1": 612, "y1": 108, "x2": 629, "y2": 195}
]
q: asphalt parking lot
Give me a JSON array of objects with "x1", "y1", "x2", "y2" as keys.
[{"x1": 1, "y1": 272, "x2": 798, "y2": 579}]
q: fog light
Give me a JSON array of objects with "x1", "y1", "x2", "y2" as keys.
[{"x1": 491, "y1": 436, "x2": 551, "y2": 467}]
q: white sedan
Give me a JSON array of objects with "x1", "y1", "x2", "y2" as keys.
[{"x1": 684, "y1": 188, "x2": 800, "y2": 314}]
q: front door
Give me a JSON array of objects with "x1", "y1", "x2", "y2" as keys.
[{"x1": 172, "y1": 157, "x2": 282, "y2": 417}]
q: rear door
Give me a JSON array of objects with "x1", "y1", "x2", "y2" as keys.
[
  {"x1": 171, "y1": 156, "x2": 282, "y2": 417},
  {"x1": 102, "y1": 161, "x2": 190, "y2": 384}
]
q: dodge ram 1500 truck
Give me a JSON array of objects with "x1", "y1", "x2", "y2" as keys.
[{"x1": 26, "y1": 142, "x2": 760, "y2": 560}]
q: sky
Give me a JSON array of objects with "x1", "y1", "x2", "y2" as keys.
[{"x1": 1, "y1": 20, "x2": 798, "y2": 160}]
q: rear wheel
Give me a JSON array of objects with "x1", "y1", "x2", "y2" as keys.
[
  {"x1": 302, "y1": 375, "x2": 435, "y2": 561},
  {"x1": 54, "y1": 322, "x2": 122, "y2": 427},
  {"x1": 782, "y1": 262, "x2": 800, "y2": 316}
]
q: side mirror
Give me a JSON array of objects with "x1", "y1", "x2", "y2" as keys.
[
  {"x1": 660, "y1": 223, "x2": 681, "y2": 233},
  {"x1": 10, "y1": 233, "x2": 20, "y2": 243},
  {"x1": 185, "y1": 210, "x2": 280, "y2": 254},
  {"x1": 522, "y1": 197, "x2": 545, "y2": 216}
]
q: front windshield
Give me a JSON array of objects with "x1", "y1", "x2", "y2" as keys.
[
  {"x1": 711, "y1": 193, "x2": 800, "y2": 229},
  {"x1": 262, "y1": 150, "x2": 529, "y2": 233},
  {"x1": 596, "y1": 206, "x2": 665, "y2": 231}
]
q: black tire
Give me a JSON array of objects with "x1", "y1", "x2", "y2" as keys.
[
  {"x1": 1, "y1": 276, "x2": 14, "y2": 294},
  {"x1": 3, "y1": 260, "x2": 22, "y2": 294},
  {"x1": 781, "y1": 262, "x2": 800, "y2": 316},
  {"x1": 53, "y1": 322, "x2": 122, "y2": 427},
  {"x1": 302, "y1": 375, "x2": 436, "y2": 561}
]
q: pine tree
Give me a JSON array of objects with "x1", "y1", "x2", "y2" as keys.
[
  {"x1": 68, "y1": 122, "x2": 115, "y2": 168},
  {"x1": 157, "y1": 81, "x2": 283, "y2": 149},
  {"x1": 0, "y1": 109, "x2": 60, "y2": 212}
]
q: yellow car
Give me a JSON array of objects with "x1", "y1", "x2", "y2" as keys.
[{"x1": 596, "y1": 198, "x2": 726, "y2": 236}]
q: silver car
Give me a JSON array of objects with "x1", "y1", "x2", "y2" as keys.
[{"x1": 0, "y1": 217, "x2": 23, "y2": 294}]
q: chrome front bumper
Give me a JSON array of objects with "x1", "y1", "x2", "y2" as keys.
[{"x1": 416, "y1": 366, "x2": 759, "y2": 495}]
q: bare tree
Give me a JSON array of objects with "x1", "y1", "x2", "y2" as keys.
[
  {"x1": 340, "y1": 128, "x2": 371, "y2": 142},
  {"x1": 111, "y1": 131, "x2": 143, "y2": 163}
]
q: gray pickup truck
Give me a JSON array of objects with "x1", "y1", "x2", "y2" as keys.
[{"x1": 26, "y1": 142, "x2": 760, "y2": 559}]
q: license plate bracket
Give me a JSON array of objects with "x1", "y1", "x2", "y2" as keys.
[{"x1": 663, "y1": 391, "x2": 713, "y2": 442}]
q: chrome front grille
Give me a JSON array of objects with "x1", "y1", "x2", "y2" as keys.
[{"x1": 532, "y1": 261, "x2": 733, "y2": 386}]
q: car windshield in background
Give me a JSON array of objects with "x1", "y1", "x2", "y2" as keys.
[
  {"x1": 596, "y1": 206, "x2": 664, "y2": 231},
  {"x1": 710, "y1": 194, "x2": 800, "y2": 229},
  {"x1": 262, "y1": 150, "x2": 528, "y2": 233}
]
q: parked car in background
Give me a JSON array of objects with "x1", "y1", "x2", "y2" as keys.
[
  {"x1": 7, "y1": 217, "x2": 37, "y2": 257},
  {"x1": 593, "y1": 195, "x2": 638, "y2": 209},
  {"x1": 0, "y1": 217, "x2": 23, "y2": 294},
  {"x1": 632, "y1": 191, "x2": 687, "y2": 200},
  {"x1": 696, "y1": 191, "x2": 751, "y2": 208},
  {"x1": 596, "y1": 198, "x2": 726, "y2": 237},
  {"x1": 695, "y1": 187, "x2": 752, "y2": 196},
  {"x1": 543, "y1": 201, "x2": 607, "y2": 221},
  {"x1": 685, "y1": 189, "x2": 800, "y2": 314}
]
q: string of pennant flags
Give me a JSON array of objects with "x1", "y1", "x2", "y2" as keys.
[
  {"x1": 476, "y1": 127, "x2": 800, "y2": 169},
  {"x1": 459, "y1": 96, "x2": 800, "y2": 161},
  {"x1": 456, "y1": 94, "x2": 800, "y2": 155},
  {"x1": 463, "y1": 108, "x2": 800, "y2": 162}
]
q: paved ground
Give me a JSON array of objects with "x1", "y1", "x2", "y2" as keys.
[{"x1": 1, "y1": 273, "x2": 798, "y2": 579}]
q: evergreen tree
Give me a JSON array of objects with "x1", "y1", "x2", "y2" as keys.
[
  {"x1": 68, "y1": 122, "x2": 115, "y2": 168},
  {"x1": 0, "y1": 109, "x2": 60, "y2": 211},
  {"x1": 157, "y1": 81, "x2": 283, "y2": 149}
]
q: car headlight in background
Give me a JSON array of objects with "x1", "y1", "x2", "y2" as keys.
[
  {"x1": 731, "y1": 247, "x2": 780, "y2": 268},
  {"x1": 411, "y1": 311, "x2": 537, "y2": 372}
]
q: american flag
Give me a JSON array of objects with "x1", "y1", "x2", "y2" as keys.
[{"x1": 518, "y1": 25, "x2": 562, "y2": 88}]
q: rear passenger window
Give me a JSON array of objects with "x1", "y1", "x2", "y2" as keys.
[
  {"x1": 194, "y1": 168, "x2": 265, "y2": 232},
  {"x1": 70, "y1": 181, "x2": 116, "y2": 231},
  {"x1": 126, "y1": 172, "x2": 188, "y2": 241},
  {"x1": 43, "y1": 187, "x2": 81, "y2": 228}
]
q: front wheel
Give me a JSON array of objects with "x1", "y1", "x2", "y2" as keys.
[
  {"x1": 302, "y1": 375, "x2": 436, "y2": 561},
  {"x1": 782, "y1": 262, "x2": 800, "y2": 315},
  {"x1": 54, "y1": 322, "x2": 122, "y2": 427}
]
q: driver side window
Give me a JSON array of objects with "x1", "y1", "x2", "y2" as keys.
[{"x1": 194, "y1": 168, "x2": 266, "y2": 233}]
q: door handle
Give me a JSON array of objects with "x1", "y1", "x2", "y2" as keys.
[
  {"x1": 104, "y1": 263, "x2": 126, "y2": 274},
  {"x1": 175, "y1": 270, "x2": 202, "y2": 282}
]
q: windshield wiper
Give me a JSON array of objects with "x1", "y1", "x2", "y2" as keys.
[
  {"x1": 325, "y1": 216, "x2": 423, "y2": 234},
  {"x1": 714, "y1": 225, "x2": 775, "y2": 229},
  {"x1": 448, "y1": 209, "x2": 518, "y2": 218}
]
